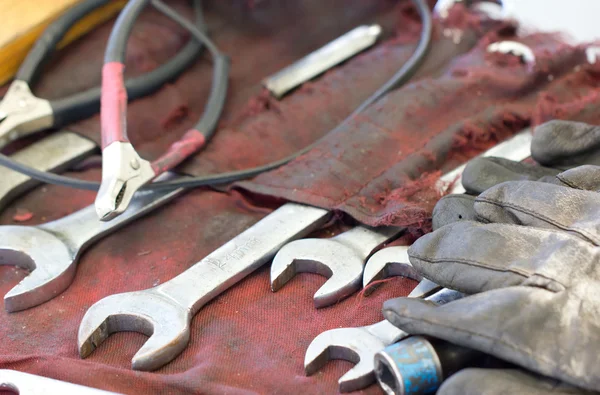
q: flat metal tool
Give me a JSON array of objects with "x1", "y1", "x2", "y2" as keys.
[
  {"x1": 304, "y1": 287, "x2": 460, "y2": 393},
  {"x1": 0, "y1": 174, "x2": 185, "y2": 312},
  {"x1": 262, "y1": 24, "x2": 382, "y2": 98},
  {"x1": 362, "y1": 130, "x2": 533, "y2": 291},
  {"x1": 270, "y1": 130, "x2": 533, "y2": 308},
  {"x1": 0, "y1": 131, "x2": 97, "y2": 212},
  {"x1": 78, "y1": 203, "x2": 330, "y2": 371},
  {"x1": 0, "y1": 369, "x2": 120, "y2": 394}
]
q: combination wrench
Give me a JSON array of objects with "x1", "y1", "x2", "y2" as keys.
[
  {"x1": 0, "y1": 174, "x2": 185, "y2": 312},
  {"x1": 270, "y1": 129, "x2": 533, "y2": 307},
  {"x1": 78, "y1": 203, "x2": 331, "y2": 371},
  {"x1": 0, "y1": 131, "x2": 96, "y2": 212}
]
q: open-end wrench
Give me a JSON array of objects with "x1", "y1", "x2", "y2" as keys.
[
  {"x1": 270, "y1": 130, "x2": 533, "y2": 308},
  {"x1": 304, "y1": 287, "x2": 459, "y2": 393},
  {"x1": 271, "y1": 225, "x2": 401, "y2": 308},
  {"x1": 0, "y1": 174, "x2": 185, "y2": 312},
  {"x1": 0, "y1": 131, "x2": 97, "y2": 212},
  {"x1": 0, "y1": 370, "x2": 120, "y2": 394},
  {"x1": 78, "y1": 203, "x2": 330, "y2": 371},
  {"x1": 363, "y1": 130, "x2": 533, "y2": 292}
]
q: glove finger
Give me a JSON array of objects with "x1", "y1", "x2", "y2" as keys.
[
  {"x1": 382, "y1": 287, "x2": 600, "y2": 392},
  {"x1": 462, "y1": 157, "x2": 559, "y2": 194},
  {"x1": 532, "y1": 120, "x2": 600, "y2": 168},
  {"x1": 408, "y1": 220, "x2": 597, "y2": 292},
  {"x1": 475, "y1": 180, "x2": 600, "y2": 245},
  {"x1": 432, "y1": 194, "x2": 477, "y2": 230},
  {"x1": 438, "y1": 369, "x2": 593, "y2": 395},
  {"x1": 556, "y1": 165, "x2": 600, "y2": 191}
]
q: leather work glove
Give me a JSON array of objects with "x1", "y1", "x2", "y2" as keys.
[
  {"x1": 433, "y1": 120, "x2": 600, "y2": 230},
  {"x1": 382, "y1": 163, "x2": 600, "y2": 394}
]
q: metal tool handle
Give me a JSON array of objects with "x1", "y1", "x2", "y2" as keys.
[
  {"x1": 0, "y1": 131, "x2": 97, "y2": 213},
  {"x1": 0, "y1": 369, "x2": 120, "y2": 394},
  {"x1": 40, "y1": 175, "x2": 186, "y2": 251},
  {"x1": 263, "y1": 24, "x2": 382, "y2": 98},
  {"x1": 369, "y1": 288, "x2": 464, "y2": 344},
  {"x1": 439, "y1": 129, "x2": 533, "y2": 194},
  {"x1": 157, "y1": 203, "x2": 331, "y2": 313}
]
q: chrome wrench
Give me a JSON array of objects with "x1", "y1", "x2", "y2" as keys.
[
  {"x1": 78, "y1": 203, "x2": 330, "y2": 371},
  {"x1": 0, "y1": 131, "x2": 97, "y2": 212},
  {"x1": 0, "y1": 174, "x2": 185, "y2": 312}
]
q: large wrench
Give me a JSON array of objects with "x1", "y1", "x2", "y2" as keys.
[
  {"x1": 270, "y1": 129, "x2": 533, "y2": 307},
  {"x1": 305, "y1": 287, "x2": 458, "y2": 393},
  {"x1": 0, "y1": 370, "x2": 120, "y2": 394},
  {"x1": 0, "y1": 131, "x2": 97, "y2": 212},
  {"x1": 0, "y1": 174, "x2": 185, "y2": 312},
  {"x1": 363, "y1": 130, "x2": 533, "y2": 291},
  {"x1": 78, "y1": 203, "x2": 331, "y2": 371}
]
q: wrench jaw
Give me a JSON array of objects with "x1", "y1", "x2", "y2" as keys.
[
  {"x1": 78, "y1": 290, "x2": 191, "y2": 371},
  {"x1": 362, "y1": 246, "x2": 417, "y2": 295},
  {"x1": 304, "y1": 327, "x2": 386, "y2": 392},
  {"x1": 270, "y1": 239, "x2": 365, "y2": 308},
  {"x1": 362, "y1": 247, "x2": 443, "y2": 299},
  {"x1": 0, "y1": 227, "x2": 77, "y2": 312}
]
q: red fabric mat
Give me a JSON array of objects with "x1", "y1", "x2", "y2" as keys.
[{"x1": 2, "y1": 2, "x2": 599, "y2": 394}]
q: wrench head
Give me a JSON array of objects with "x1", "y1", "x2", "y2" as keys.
[
  {"x1": 362, "y1": 246, "x2": 440, "y2": 298},
  {"x1": 78, "y1": 289, "x2": 191, "y2": 371},
  {"x1": 270, "y1": 239, "x2": 364, "y2": 308},
  {"x1": 0, "y1": 226, "x2": 76, "y2": 312},
  {"x1": 304, "y1": 327, "x2": 386, "y2": 392}
]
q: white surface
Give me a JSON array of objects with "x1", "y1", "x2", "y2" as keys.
[{"x1": 501, "y1": 0, "x2": 600, "y2": 44}]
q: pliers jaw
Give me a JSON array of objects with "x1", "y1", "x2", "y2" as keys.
[
  {"x1": 0, "y1": 80, "x2": 53, "y2": 148},
  {"x1": 95, "y1": 141, "x2": 155, "y2": 221}
]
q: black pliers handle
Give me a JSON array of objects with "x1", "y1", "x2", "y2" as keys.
[{"x1": 0, "y1": 0, "x2": 202, "y2": 148}]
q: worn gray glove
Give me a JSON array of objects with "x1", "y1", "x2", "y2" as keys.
[
  {"x1": 438, "y1": 369, "x2": 595, "y2": 395},
  {"x1": 433, "y1": 120, "x2": 600, "y2": 230},
  {"x1": 383, "y1": 163, "x2": 600, "y2": 393}
]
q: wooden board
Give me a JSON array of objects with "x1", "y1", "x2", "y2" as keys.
[{"x1": 0, "y1": 0, "x2": 126, "y2": 85}]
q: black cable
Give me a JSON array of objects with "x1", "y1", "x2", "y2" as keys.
[{"x1": 0, "y1": 0, "x2": 433, "y2": 191}]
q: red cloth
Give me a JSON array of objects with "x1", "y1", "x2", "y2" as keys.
[
  {"x1": 237, "y1": 34, "x2": 592, "y2": 229},
  {"x1": 2, "y1": 2, "x2": 598, "y2": 395}
]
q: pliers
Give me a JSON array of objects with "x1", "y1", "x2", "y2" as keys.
[
  {"x1": 0, "y1": 0, "x2": 203, "y2": 149},
  {"x1": 95, "y1": 0, "x2": 229, "y2": 221}
]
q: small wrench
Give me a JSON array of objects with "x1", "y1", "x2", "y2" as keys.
[
  {"x1": 270, "y1": 130, "x2": 533, "y2": 308},
  {"x1": 0, "y1": 370, "x2": 120, "y2": 394},
  {"x1": 304, "y1": 287, "x2": 458, "y2": 393},
  {"x1": 0, "y1": 174, "x2": 185, "y2": 312},
  {"x1": 78, "y1": 203, "x2": 330, "y2": 371},
  {"x1": 363, "y1": 130, "x2": 534, "y2": 292},
  {"x1": 0, "y1": 131, "x2": 97, "y2": 212}
]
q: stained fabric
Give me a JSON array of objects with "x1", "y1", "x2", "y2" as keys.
[
  {"x1": 237, "y1": 34, "x2": 596, "y2": 229},
  {"x1": 0, "y1": 1, "x2": 598, "y2": 394}
]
